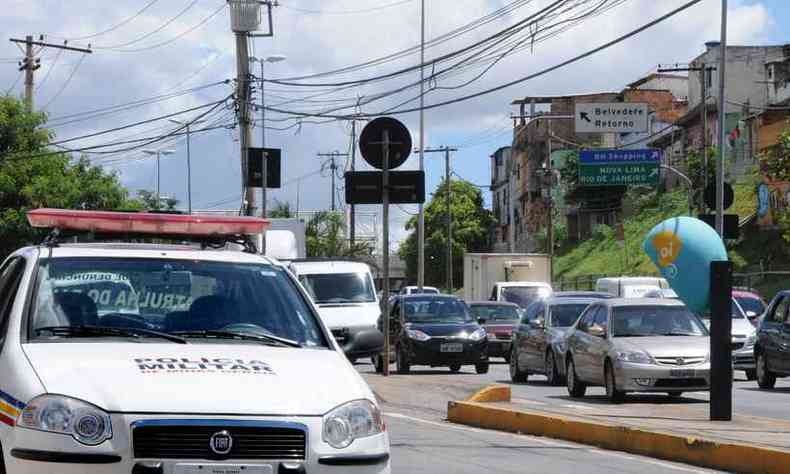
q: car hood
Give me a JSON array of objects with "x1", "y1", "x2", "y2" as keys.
[
  {"x1": 314, "y1": 302, "x2": 380, "y2": 329},
  {"x1": 731, "y1": 319, "x2": 756, "y2": 338},
  {"x1": 23, "y1": 343, "x2": 372, "y2": 415},
  {"x1": 615, "y1": 336, "x2": 710, "y2": 358},
  {"x1": 406, "y1": 322, "x2": 480, "y2": 337}
]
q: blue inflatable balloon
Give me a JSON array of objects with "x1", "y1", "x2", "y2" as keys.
[{"x1": 643, "y1": 217, "x2": 728, "y2": 314}]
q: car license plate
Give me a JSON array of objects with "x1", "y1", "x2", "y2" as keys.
[
  {"x1": 440, "y1": 343, "x2": 463, "y2": 353},
  {"x1": 175, "y1": 465, "x2": 272, "y2": 474},
  {"x1": 669, "y1": 369, "x2": 695, "y2": 378}
]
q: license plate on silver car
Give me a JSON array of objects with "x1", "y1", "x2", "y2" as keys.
[
  {"x1": 175, "y1": 465, "x2": 272, "y2": 474},
  {"x1": 669, "y1": 369, "x2": 695, "y2": 378},
  {"x1": 440, "y1": 343, "x2": 463, "y2": 353}
]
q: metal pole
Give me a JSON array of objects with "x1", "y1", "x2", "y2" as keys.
[
  {"x1": 701, "y1": 64, "x2": 708, "y2": 211},
  {"x1": 23, "y1": 35, "x2": 34, "y2": 112},
  {"x1": 547, "y1": 122, "x2": 554, "y2": 282},
  {"x1": 350, "y1": 119, "x2": 357, "y2": 246},
  {"x1": 417, "y1": 0, "x2": 426, "y2": 290},
  {"x1": 446, "y1": 148, "x2": 452, "y2": 294},
  {"x1": 186, "y1": 124, "x2": 192, "y2": 214},
  {"x1": 331, "y1": 154, "x2": 336, "y2": 212},
  {"x1": 716, "y1": 0, "x2": 727, "y2": 236},
  {"x1": 260, "y1": 59, "x2": 268, "y2": 218},
  {"x1": 156, "y1": 152, "x2": 161, "y2": 205},
  {"x1": 382, "y1": 129, "x2": 391, "y2": 377},
  {"x1": 235, "y1": 32, "x2": 255, "y2": 215}
]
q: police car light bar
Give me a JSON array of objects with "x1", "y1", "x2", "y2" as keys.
[{"x1": 27, "y1": 209, "x2": 268, "y2": 236}]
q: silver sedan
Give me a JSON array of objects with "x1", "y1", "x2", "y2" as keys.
[{"x1": 564, "y1": 298, "x2": 710, "y2": 403}]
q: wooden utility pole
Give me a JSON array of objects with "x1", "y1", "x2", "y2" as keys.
[
  {"x1": 423, "y1": 146, "x2": 458, "y2": 293},
  {"x1": 9, "y1": 36, "x2": 92, "y2": 112}
]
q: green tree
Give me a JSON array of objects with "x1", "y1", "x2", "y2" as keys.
[
  {"x1": 136, "y1": 190, "x2": 178, "y2": 211},
  {"x1": 759, "y1": 124, "x2": 790, "y2": 246},
  {"x1": 0, "y1": 95, "x2": 136, "y2": 257},
  {"x1": 398, "y1": 178, "x2": 494, "y2": 290},
  {"x1": 305, "y1": 210, "x2": 372, "y2": 258},
  {"x1": 269, "y1": 199, "x2": 293, "y2": 218}
]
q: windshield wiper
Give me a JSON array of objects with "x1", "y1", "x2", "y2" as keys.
[
  {"x1": 172, "y1": 330, "x2": 302, "y2": 348},
  {"x1": 36, "y1": 325, "x2": 187, "y2": 344},
  {"x1": 662, "y1": 332, "x2": 699, "y2": 336},
  {"x1": 615, "y1": 333, "x2": 649, "y2": 337}
]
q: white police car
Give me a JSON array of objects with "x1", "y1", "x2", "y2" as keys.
[{"x1": 0, "y1": 209, "x2": 389, "y2": 474}]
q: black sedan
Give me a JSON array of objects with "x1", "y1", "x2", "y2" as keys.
[{"x1": 376, "y1": 295, "x2": 489, "y2": 374}]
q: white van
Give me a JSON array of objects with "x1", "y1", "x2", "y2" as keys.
[
  {"x1": 289, "y1": 260, "x2": 384, "y2": 361},
  {"x1": 595, "y1": 277, "x2": 669, "y2": 298}
]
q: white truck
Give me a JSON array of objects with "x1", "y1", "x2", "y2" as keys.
[
  {"x1": 463, "y1": 253, "x2": 553, "y2": 307},
  {"x1": 259, "y1": 218, "x2": 307, "y2": 262}
]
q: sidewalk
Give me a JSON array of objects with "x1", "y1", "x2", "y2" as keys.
[{"x1": 448, "y1": 385, "x2": 790, "y2": 474}]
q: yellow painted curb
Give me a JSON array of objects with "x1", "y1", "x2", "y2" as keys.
[
  {"x1": 447, "y1": 400, "x2": 790, "y2": 474},
  {"x1": 467, "y1": 384, "x2": 511, "y2": 403}
]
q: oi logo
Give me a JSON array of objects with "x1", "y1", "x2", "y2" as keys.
[{"x1": 651, "y1": 231, "x2": 683, "y2": 279}]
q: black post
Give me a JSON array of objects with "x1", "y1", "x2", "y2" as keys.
[{"x1": 710, "y1": 260, "x2": 733, "y2": 421}]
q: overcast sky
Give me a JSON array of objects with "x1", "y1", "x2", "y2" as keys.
[{"x1": 1, "y1": 0, "x2": 786, "y2": 248}]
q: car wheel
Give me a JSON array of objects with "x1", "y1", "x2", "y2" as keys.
[
  {"x1": 604, "y1": 360, "x2": 625, "y2": 404},
  {"x1": 566, "y1": 357, "x2": 587, "y2": 398},
  {"x1": 476, "y1": 363, "x2": 489, "y2": 374},
  {"x1": 545, "y1": 351, "x2": 561, "y2": 386},
  {"x1": 449, "y1": 364, "x2": 461, "y2": 373},
  {"x1": 373, "y1": 354, "x2": 384, "y2": 374},
  {"x1": 509, "y1": 346, "x2": 528, "y2": 383},
  {"x1": 396, "y1": 346, "x2": 410, "y2": 374},
  {"x1": 745, "y1": 369, "x2": 757, "y2": 381},
  {"x1": 756, "y1": 352, "x2": 776, "y2": 389}
]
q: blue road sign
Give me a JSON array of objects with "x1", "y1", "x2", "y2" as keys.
[
  {"x1": 579, "y1": 149, "x2": 662, "y2": 164},
  {"x1": 579, "y1": 149, "x2": 662, "y2": 186}
]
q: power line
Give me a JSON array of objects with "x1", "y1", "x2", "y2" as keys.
[
  {"x1": 58, "y1": 0, "x2": 162, "y2": 41},
  {"x1": 42, "y1": 54, "x2": 87, "y2": 110},
  {"x1": 281, "y1": 0, "x2": 413, "y2": 15},
  {"x1": 35, "y1": 48, "x2": 63, "y2": 90},
  {"x1": 91, "y1": 0, "x2": 201, "y2": 50},
  {"x1": 4, "y1": 71, "x2": 23, "y2": 95}
]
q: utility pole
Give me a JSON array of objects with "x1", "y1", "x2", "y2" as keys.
[
  {"x1": 10, "y1": 35, "x2": 92, "y2": 112},
  {"x1": 716, "y1": 1, "x2": 728, "y2": 238},
  {"x1": 348, "y1": 115, "x2": 368, "y2": 246},
  {"x1": 318, "y1": 151, "x2": 349, "y2": 212},
  {"x1": 418, "y1": 0, "x2": 427, "y2": 291},
  {"x1": 236, "y1": 35, "x2": 254, "y2": 216},
  {"x1": 423, "y1": 146, "x2": 458, "y2": 293}
]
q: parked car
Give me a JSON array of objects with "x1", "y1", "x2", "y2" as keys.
[
  {"x1": 376, "y1": 295, "x2": 489, "y2": 374},
  {"x1": 754, "y1": 290, "x2": 790, "y2": 389},
  {"x1": 551, "y1": 291, "x2": 614, "y2": 300},
  {"x1": 564, "y1": 299, "x2": 710, "y2": 403},
  {"x1": 510, "y1": 297, "x2": 598, "y2": 385},
  {"x1": 733, "y1": 288, "x2": 767, "y2": 326},
  {"x1": 468, "y1": 301, "x2": 522, "y2": 361},
  {"x1": 289, "y1": 259, "x2": 384, "y2": 362},
  {"x1": 400, "y1": 285, "x2": 440, "y2": 295},
  {"x1": 697, "y1": 298, "x2": 757, "y2": 379}
]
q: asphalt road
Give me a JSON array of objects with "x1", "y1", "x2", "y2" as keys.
[{"x1": 360, "y1": 362, "x2": 728, "y2": 473}]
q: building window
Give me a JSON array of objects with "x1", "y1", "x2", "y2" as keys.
[{"x1": 705, "y1": 68, "x2": 713, "y2": 90}]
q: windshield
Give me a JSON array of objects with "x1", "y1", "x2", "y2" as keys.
[
  {"x1": 403, "y1": 297, "x2": 473, "y2": 324},
  {"x1": 501, "y1": 286, "x2": 549, "y2": 308},
  {"x1": 299, "y1": 272, "x2": 376, "y2": 304},
  {"x1": 612, "y1": 306, "x2": 707, "y2": 337},
  {"x1": 698, "y1": 301, "x2": 746, "y2": 320},
  {"x1": 470, "y1": 304, "x2": 520, "y2": 322},
  {"x1": 735, "y1": 296, "x2": 765, "y2": 316},
  {"x1": 31, "y1": 258, "x2": 327, "y2": 347},
  {"x1": 550, "y1": 303, "x2": 589, "y2": 327}
]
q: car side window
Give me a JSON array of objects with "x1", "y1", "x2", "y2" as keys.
[
  {"x1": 0, "y1": 258, "x2": 26, "y2": 347},
  {"x1": 593, "y1": 307, "x2": 609, "y2": 332},
  {"x1": 770, "y1": 297, "x2": 789, "y2": 324},
  {"x1": 578, "y1": 306, "x2": 599, "y2": 333},
  {"x1": 490, "y1": 285, "x2": 498, "y2": 301}
]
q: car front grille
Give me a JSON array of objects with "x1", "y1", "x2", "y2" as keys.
[
  {"x1": 654, "y1": 356, "x2": 706, "y2": 366},
  {"x1": 731, "y1": 342, "x2": 745, "y2": 350},
  {"x1": 654, "y1": 378, "x2": 707, "y2": 388},
  {"x1": 133, "y1": 424, "x2": 306, "y2": 460}
]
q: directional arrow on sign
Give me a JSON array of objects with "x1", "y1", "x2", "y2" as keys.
[{"x1": 580, "y1": 112, "x2": 591, "y2": 123}]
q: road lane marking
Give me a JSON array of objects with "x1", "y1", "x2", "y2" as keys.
[
  {"x1": 384, "y1": 412, "x2": 712, "y2": 473},
  {"x1": 563, "y1": 403, "x2": 595, "y2": 410}
]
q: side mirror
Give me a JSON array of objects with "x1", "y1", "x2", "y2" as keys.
[
  {"x1": 746, "y1": 311, "x2": 758, "y2": 318},
  {"x1": 589, "y1": 325, "x2": 606, "y2": 338},
  {"x1": 342, "y1": 329, "x2": 384, "y2": 358},
  {"x1": 477, "y1": 317, "x2": 487, "y2": 325},
  {"x1": 529, "y1": 319, "x2": 545, "y2": 329}
]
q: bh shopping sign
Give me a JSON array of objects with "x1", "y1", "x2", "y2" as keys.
[{"x1": 578, "y1": 149, "x2": 661, "y2": 186}]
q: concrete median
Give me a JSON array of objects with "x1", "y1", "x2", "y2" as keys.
[{"x1": 447, "y1": 384, "x2": 790, "y2": 474}]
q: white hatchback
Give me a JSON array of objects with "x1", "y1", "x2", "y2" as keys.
[{"x1": 0, "y1": 209, "x2": 389, "y2": 474}]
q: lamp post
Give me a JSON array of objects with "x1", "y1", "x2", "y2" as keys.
[
  {"x1": 249, "y1": 54, "x2": 286, "y2": 218},
  {"x1": 142, "y1": 149, "x2": 175, "y2": 206},
  {"x1": 168, "y1": 119, "x2": 204, "y2": 214}
]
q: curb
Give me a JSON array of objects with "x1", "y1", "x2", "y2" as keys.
[
  {"x1": 466, "y1": 384, "x2": 511, "y2": 403},
  {"x1": 447, "y1": 387, "x2": 790, "y2": 474}
]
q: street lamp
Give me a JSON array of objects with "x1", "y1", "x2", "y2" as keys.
[
  {"x1": 168, "y1": 119, "x2": 205, "y2": 214},
  {"x1": 249, "y1": 54, "x2": 286, "y2": 218},
  {"x1": 142, "y1": 149, "x2": 175, "y2": 206}
]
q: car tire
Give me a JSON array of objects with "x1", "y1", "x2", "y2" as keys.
[
  {"x1": 604, "y1": 360, "x2": 625, "y2": 404},
  {"x1": 373, "y1": 354, "x2": 384, "y2": 374},
  {"x1": 449, "y1": 364, "x2": 461, "y2": 373},
  {"x1": 0, "y1": 441, "x2": 5, "y2": 474},
  {"x1": 476, "y1": 363, "x2": 489, "y2": 374},
  {"x1": 745, "y1": 369, "x2": 757, "y2": 381},
  {"x1": 396, "y1": 346, "x2": 410, "y2": 374},
  {"x1": 566, "y1": 357, "x2": 587, "y2": 398},
  {"x1": 756, "y1": 352, "x2": 776, "y2": 389},
  {"x1": 545, "y1": 351, "x2": 562, "y2": 386},
  {"x1": 509, "y1": 346, "x2": 528, "y2": 383}
]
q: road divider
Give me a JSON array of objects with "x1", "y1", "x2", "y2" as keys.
[{"x1": 447, "y1": 385, "x2": 790, "y2": 474}]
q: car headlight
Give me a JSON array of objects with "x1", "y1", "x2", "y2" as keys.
[
  {"x1": 323, "y1": 399, "x2": 384, "y2": 449},
  {"x1": 18, "y1": 395, "x2": 112, "y2": 446},
  {"x1": 406, "y1": 329, "x2": 431, "y2": 341},
  {"x1": 467, "y1": 328, "x2": 487, "y2": 341},
  {"x1": 616, "y1": 351, "x2": 654, "y2": 364},
  {"x1": 744, "y1": 334, "x2": 757, "y2": 349}
]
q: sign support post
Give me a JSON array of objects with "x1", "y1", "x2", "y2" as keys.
[
  {"x1": 710, "y1": 260, "x2": 733, "y2": 421},
  {"x1": 381, "y1": 129, "x2": 391, "y2": 377}
]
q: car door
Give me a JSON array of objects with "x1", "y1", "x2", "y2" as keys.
[
  {"x1": 515, "y1": 302, "x2": 538, "y2": 370},
  {"x1": 761, "y1": 295, "x2": 789, "y2": 374},
  {"x1": 587, "y1": 306, "x2": 611, "y2": 385},
  {"x1": 776, "y1": 296, "x2": 790, "y2": 373},
  {"x1": 0, "y1": 257, "x2": 26, "y2": 353},
  {"x1": 523, "y1": 302, "x2": 547, "y2": 372},
  {"x1": 570, "y1": 305, "x2": 600, "y2": 381}
]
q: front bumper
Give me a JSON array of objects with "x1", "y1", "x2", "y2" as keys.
[
  {"x1": 733, "y1": 345, "x2": 755, "y2": 370},
  {"x1": 332, "y1": 326, "x2": 384, "y2": 360},
  {"x1": 405, "y1": 338, "x2": 488, "y2": 366},
  {"x1": 486, "y1": 339, "x2": 511, "y2": 358},
  {"x1": 614, "y1": 361, "x2": 711, "y2": 392},
  {"x1": 3, "y1": 414, "x2": 390, "y2": 474}
]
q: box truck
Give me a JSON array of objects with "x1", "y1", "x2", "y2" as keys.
[{"x1": 463, "y1": 253, "x2": 552, "y2": 306}]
